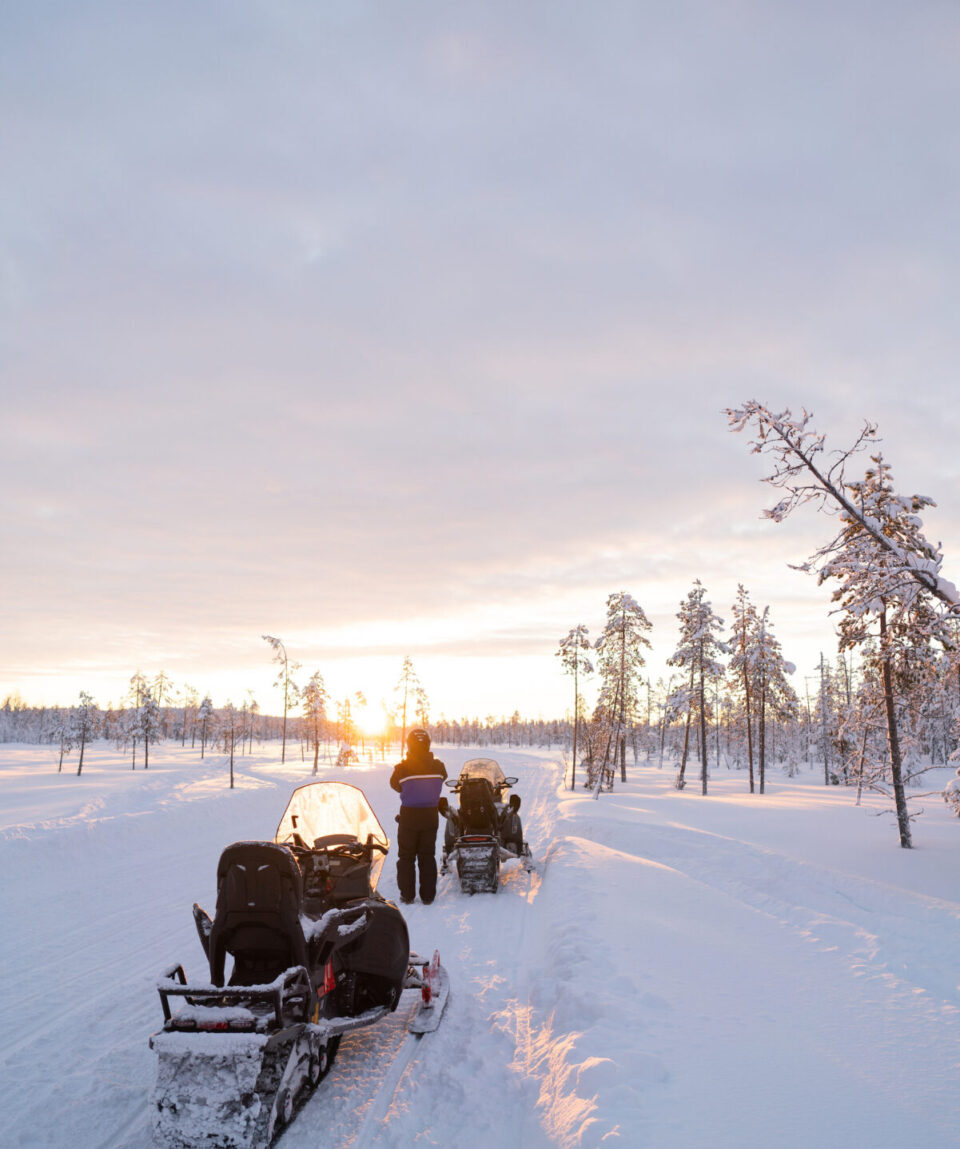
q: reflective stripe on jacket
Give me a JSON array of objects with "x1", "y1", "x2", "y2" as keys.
[{"x1": 398, "y1": 773, "x2": 445, "y2": 808}]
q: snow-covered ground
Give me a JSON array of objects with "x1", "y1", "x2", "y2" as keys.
[{"x1": 2, "y1": 742, "x2": 959, "y2": 1149}]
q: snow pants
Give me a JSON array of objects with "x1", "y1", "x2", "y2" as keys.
[{"x1": 396, "y1": 810, "x2": 439, "y2": 903}]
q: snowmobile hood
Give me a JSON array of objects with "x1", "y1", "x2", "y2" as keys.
[
  {"x1": 274, "y1": 782, "x2": 390, "y2": 889},
  {"x1": 458, "y1": 758, "x2": 507, "y2": 786}
]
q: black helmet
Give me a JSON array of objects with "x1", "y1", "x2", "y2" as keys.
[{"x1": 407, "y1": 728, "x2": 430, "y2": 752}]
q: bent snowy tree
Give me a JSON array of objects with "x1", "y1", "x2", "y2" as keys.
[
  {"x1": 726, "y1": 403, "x2": 955, "y2": 846},
  {"x1": 725, "y1": 402, "x2": 960, "y2": 616}
]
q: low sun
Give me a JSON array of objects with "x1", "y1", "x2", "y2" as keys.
[{"x1": 353, "y1": 702, "x2": 386, "y2": 738}]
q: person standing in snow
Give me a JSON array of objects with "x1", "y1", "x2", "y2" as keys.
[{"x1": 389, "y1": 728, "x2": 447, "y2": 904}]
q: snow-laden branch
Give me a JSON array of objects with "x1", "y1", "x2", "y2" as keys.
[{"x1": 725, "y1": 401, "x2": 960, "y2": 613}]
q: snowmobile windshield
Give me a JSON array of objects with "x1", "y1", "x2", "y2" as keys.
[
  {"x1": 274, "y1": 782, "x2": 389, "y2": 889},
  {"x1": 459, "y1": 758, "x2": 507, "y2": 786}
]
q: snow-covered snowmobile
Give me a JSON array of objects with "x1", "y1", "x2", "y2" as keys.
[
  {"x1": 150, "y1": 781, "x2": 448, "y2": 1149},
  {"x1": 439, "y1": 758, "x2": 533, "y2": 894}
]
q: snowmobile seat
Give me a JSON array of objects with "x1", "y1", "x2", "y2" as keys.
[
  {"x1": 458, "y1": 776, "x2": 500, "y2": 835},
  {"x1": 208, "y1": 842, "x2": 308, "y2": 987}
]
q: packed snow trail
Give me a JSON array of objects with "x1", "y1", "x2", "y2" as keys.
[{"x1": 3, "y1": 744, "x2": 960, "y2": 1148}]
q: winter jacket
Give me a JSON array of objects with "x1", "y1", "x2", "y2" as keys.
[{"x1": 389, "y1": 751, "x2": 447, "y2": 810}]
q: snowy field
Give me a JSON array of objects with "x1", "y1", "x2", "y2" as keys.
[{"x1": 2, "y1": 742, "x2": 960, "y2": 1149}]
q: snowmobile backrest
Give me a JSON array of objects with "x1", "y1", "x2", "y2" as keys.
[
  {"x1": 458, "y1": 776, "x2": 500, "y2": 835},
  {"x1": 209, "y1": 842, "x2": 308, "y2": 987}
]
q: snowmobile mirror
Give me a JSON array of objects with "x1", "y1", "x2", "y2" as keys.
[
  {"x1": 444, "y1": 779, "x2": 458, "y2": 789},
  {"x1": 503, "y1": 777, "x2": 518, "y2": 786}
]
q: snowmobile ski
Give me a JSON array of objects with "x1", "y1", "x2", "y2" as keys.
[{"x1": 407, "y1": 950, "x2": 450, "y2": 1035}]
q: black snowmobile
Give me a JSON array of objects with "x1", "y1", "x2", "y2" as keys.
[
  {"x1": 439, "y1": 758, "x2": 533, "y2": 894},
  {"x1": 150, "y1": 781, "x2": 448, "y2": 1149}
]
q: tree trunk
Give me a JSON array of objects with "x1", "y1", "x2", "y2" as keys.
[
  {"x1": 699, "y1": 660, "x2": 708, "y2": 796},
  {"x1": 677, "y1": 710, "x2": 692, "y2": 789},
  {"x1": 855, "y1": 727, "x2": 868, "y2": 807},
  {"x1": 819, "y1": 653, "x2": 829, "y2": 785},
  {"x1": 743, "y1": 663, "x2": 754, "y2": 794},
  {"x1": 571, "y1": 659, "x2": 578, "y2": 791},
  {"x1": 879, "y1": 611, "x2": 912, "y2": 848}
]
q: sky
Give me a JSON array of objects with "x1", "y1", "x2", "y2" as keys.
[{"x1": 3, "y1": 1, "x2": 960, "y2": 721}]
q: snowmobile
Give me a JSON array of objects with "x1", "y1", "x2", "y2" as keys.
[
  {"x1": 439, "y1": 758, "x2": 533, "y2": 894},
  {"x1": 150, "y1": 781, "x2": 449, "y2": 1149}
]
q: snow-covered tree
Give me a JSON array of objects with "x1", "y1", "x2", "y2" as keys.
[
  {"x1": 152, "y1": 671, "x2": 175, "y2": 738},
  {"x1": 125, "y1": 671, "x2": 149, "y2": 769},
  {"x1": 556, "y1": 625, "x2": 593, "y2": 789},
  {"x1": 73, "y1": 691, "x2": 99, "y2": 776},
  {"x1": 181, "y1": 684, "x2": 198, "y2": 747},
  {"x1": 591, "y1": 592, "x2": 652, "y2": 792},
  {"x1": 727, "y1": 403, "x2": 958, "y2": 845},
  {"x1": 263, "y1": 635, "x2": 300, "y2": 763},
  {"x1": 725, "y1": 402, "x2": 959, "y2": 616},
  {"x1": 222, "y1": 701, "x2": 238, "y2": 789},
  {"x1": 752, "y1": 607, "x2": 798, "y2": 793},
  {"x1": 135, "y1": 687, "x2": 162, "y2": 770},
  {"x1": 54, "y1": 708, "x2": 75, "y2": 773},
  {"x1": 668, "y1": 581, "x2": 728, "y2": 794},
  {"x1": 728, "y1": 585, "x2": 760, "y2": 792},
  {"x1": 197, "y1": 695, "x2": 214, "y2": 759},
  {"x1": 394, "y1": 656, "x2": 423, "y2": 751},
  {"x1": 807, "y1": 455, "x2": 945, "y2": 847},
  {"x1": 302, "y1": 671, "x2": 329, "y2": 774}
]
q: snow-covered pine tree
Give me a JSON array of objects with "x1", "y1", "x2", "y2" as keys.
[
  {"x1": 152, "y1": 671, "x2": 175, "y2": 739},
  {"x1": 139, "y1": 687, "x2": 161, "y2": 769},
  {"x1": 125, "y1": 671, "x2": 149, "y2": 769},
  {"x1": 728, "y1": 585, "x2": 760, "y2": 793},
  {"x1": 180, "y1": 685, "x2": 198, "y2": 747},
  {"x1": 592, "y1": 592, "x2": 652, "y2": 793},
  {"x1": 668, "y1": 581, "x2": 728, "y2": 795},
  {"x1": 54, "y1": 708, "x2": 74, "y2": 773},
  {"x1": 302, "y1": 671, "x2": 329, "y2": 774},
  {"x1": 752, "y1": 607, "x2": 798, "y2": 793},
  {"x1": 73, "y1": 691, "x2": 99, "y2": 776},
  {"x1": 197, "y1": 695, "x2": 214, "y2": 760},
  {"x1": 556, "y1": 625, "x2": 593, "y2": 790}
]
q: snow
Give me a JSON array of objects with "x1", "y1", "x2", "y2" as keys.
[{"x1": 2, "y1": 742, "x2": 960, "y2": 1148}]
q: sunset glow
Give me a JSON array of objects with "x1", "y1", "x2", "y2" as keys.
[{"x1": 3, "y1": 4, "x2": 959, "y2": 719}]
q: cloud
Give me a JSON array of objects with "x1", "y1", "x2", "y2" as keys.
[{"x1": 3, "y1": 1, "x2": 960, "y2": 711}]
